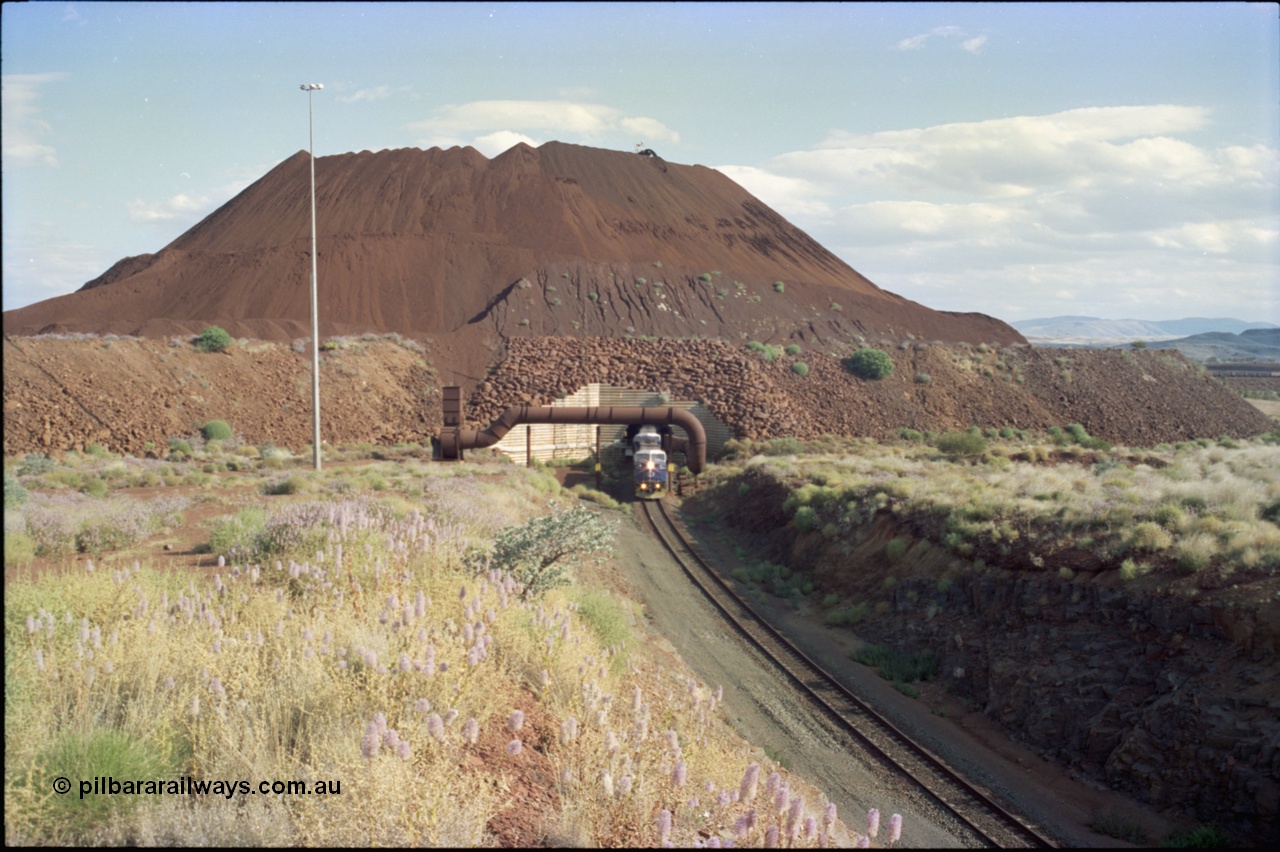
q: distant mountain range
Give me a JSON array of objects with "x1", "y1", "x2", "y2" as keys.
[
  {"x1": 1010, "y1": 316, "x2": 1280, "y2": 362},
  {"x1": 1011, "y1": 316, "x2": 1279, "y2": 341}
]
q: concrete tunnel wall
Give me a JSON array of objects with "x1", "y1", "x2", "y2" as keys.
[{"x1": 433, "y1": 386, "x2": 708, "y2": 474}]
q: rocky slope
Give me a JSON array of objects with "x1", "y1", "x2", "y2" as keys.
[{"x1": 2, "y1": 334, "x2": 1272, "y2": 459}]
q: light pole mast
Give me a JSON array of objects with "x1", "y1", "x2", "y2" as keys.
[{"x1": 301, "y1": 83, "x2": 323, "y2": 471}]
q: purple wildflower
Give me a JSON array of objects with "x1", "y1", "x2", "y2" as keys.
[
  {"x1": 888, "y1": 813, "x2": 902, "y2": 844},
  {"x1": 658, "y1": 809, "x2": 672, "y2": 846},
  {"x1": 764, "y1": 825, "x2": 778, "y2": 848},
  {"x1": 507, "y1": 739, "x2": 523, "y2": 755},
  {"x1": 507, "y1": 710, "x2": 525, "y2": 732},
  {"x1": 673, "y1": 758, "x2": 687, "y2": 787},
  {"x1": 362, "y1": 722, "x2": 380, "y2": 760},
  {"x1": 618, "y1": 775, "x2": 633, "y2": 795},
  {"x1": 739, "y1": 763, "x2": 760, "y2": 803},
  {"x1": 397, "y1": 741, "x2": 412, "y2": 761},
  {"x1": 866, "y1": 808, "x2": 880, "y2": 840},
  {"x1": 464, "y1": 717, "x2": 480, "y2": 744},
  {"x1": 428, "y1": 713, "x2": 445, "y2": 742}
]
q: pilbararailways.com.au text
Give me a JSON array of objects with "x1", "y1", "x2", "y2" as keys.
[{"x1": 62, "y1": 776, "x2": 341, "y2": 800}]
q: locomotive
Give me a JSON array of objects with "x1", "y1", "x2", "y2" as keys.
[{"x1": 630, "y1": 425, "x2": 669, "y2": 500}]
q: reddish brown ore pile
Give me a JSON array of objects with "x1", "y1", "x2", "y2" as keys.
[
  {"x1": 467, "y1": 338, "x2": 1274, "y2": 447},
  {"x1": 2, "y1": 141, "x2": 1022, "y2": 357},
  {"x1": 1, "y1": 335, "x2": 1271, "y2": 459}
]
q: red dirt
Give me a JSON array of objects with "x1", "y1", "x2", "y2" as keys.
[{"x1": 2, "y1": 141, "x2": 1021, "y2": 352}]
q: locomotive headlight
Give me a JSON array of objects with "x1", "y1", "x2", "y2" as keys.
[{"x1": 646, "y1": 461, "x2": 655, "y2": 470}]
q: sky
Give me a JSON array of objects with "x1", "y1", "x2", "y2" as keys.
[{"x1": 3, "y1": 1, "x2": 1277, "y2": 325}]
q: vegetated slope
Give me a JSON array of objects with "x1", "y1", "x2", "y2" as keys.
[{"x1": 2, "y1": 141, "x2": 1020, "y2": 354}]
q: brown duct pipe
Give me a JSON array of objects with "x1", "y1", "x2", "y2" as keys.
[{"x1": 434, "y1": 390, "x2": 707, "y2": 474}]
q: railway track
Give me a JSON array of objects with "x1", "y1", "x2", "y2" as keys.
[{"x1": 638, "y1": 499, "x2": 1057, "y2": 849}]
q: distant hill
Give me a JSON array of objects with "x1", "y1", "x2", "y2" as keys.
[
  {"x1": 1012, "y1": 316, "x2": 1279, "y2": 348},
  {"x1": 1149, "y1": 328, "x2": 1280, "y2": 363}
]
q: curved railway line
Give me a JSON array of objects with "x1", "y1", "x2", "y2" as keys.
[{"x1": 638, "y1": 498, "x2": 1058, "y2": 849}]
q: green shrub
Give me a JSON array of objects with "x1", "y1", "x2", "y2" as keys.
[
  {"x1": 4, "y1": 531, "x2": 36, "y2": 567},
  {"x1": 936, "y1": 428, "x2": 988, "y2": 457},
  {"x1": 4, "y1": 476, "x2": 29, "y2": 508},
  {"x1": 897, "y1": 428, "x2": 924, "y2": 442},
  {"x1": 824, "y1": 603, "x2": 869, "y2": 627},
  {"x1": 790, "y1": 362, "x2": 810, "y2": 377},
  {"x1": 261, "y1": 475, "x2": 306, "y2": 496},
  {"x1": 915, "y1": 373, "x2": 932, "y2": 384},
  {"x1": 572, "y1": 587, "x2": 634, "y2": 668},
  {"x1": 853, "y1": 644, "x2": 937, "y2": 683},
  {"x1": 194, "y1": 325, "x2": 232, "y2": 353},
  {"x1": 698, "y1": 273, "x2": 712, "y2": 283},
  {"x1": 85, "y1": 443, "x2": 108, "y2": 457},
  {"x1": 844, "y1": 348, "x2": 894, "y2": 380},
  {"x1": 1163, "y1": 825, "x2": 1228, "y2": 848},
  {"x1": 793, "y1": 506, "x2": 818, "y2": 532},
  {"x1": 1090, "y1": 809, "x2": 1148, "y2": 844},
  {"x1": 168, "y1": 438, "x2": 193, "y2": 457},
  {"x1": 202, "y1": 420, "x2": 233, "y2": 441},
  {"x1": 17, "y1": 453, "x2": 55, "y2": 477},
  {"x1": 81, "y1": 478, "x2": 109, "y2": 499},
  {"x1": 773, "y1": 281, "x2": 785, "y2": 293},
  {"x1": 784, "y1": 344, "x2": 802, "y2": 356},
  {"x1": 209, "y1": 506, "x2": 268, "y2": 560},
  {"x1": 466, "y1": 507, "x2": 614, "y2": 598},
  {"x1": 20, "y1": 728, "x2": 177, "y2": 839},
  {"x1": 821, "y1": 593, "x2": 841, "y2": 608},
  {"x1": 885, "y1": 537, "x2": 908, "y2": 563}
]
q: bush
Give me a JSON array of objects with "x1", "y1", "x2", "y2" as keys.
[
  {"x1": 844, "y1": 348, "x2": 894, "y2": 380},
  {"x1": 897, "y1": 428, "x2": 924, "y2": 442},
  {"x1": 5, "y1": 476, "x2": 29, "y2": 508},
  {"x1": 915, "y1": 373, "x2": 932, "y2": 384},
  {"x1": 824, "y1": 603, "x2": 869, "y2": 627},
  {"x1": 202, "y1": 420, "x2": 234, "y2": 441},
  {"x1": 773, "y1": 281, "x2": 785, "y2": 293},
  {"x1": 17, "y1": 453, "x2": 55, "y2": 477},
  {"x1": 784, "y1": 344, "x2": 801, "y2": 356},
  {"x1": 793, "y1": 506, "x2": 818, "y2": 532},
  {"x1": 936, "y1": 428, "x2": 988, "y2": 457},
  {"x1": 466, "y1": 507, "x2": 615, "y2": 598},
  {"x1": 194, "y1": 326, "x2": 232, "y2": 353},
  {"x1": 790, "y1": 362, "x2": 810, "y2": 377}
]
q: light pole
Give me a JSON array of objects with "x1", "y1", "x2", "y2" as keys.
[{"x1": 300, "y1": 83, "x2": 323, "y2": 471}]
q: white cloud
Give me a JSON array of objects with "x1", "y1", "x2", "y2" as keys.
[
  {"x1": 895, "y1": 25, "x2": 963, "y2": 51},
  {"x1": 127, "y1": 193, "x2": 210, "y2": 223},
  {"x1": 721, "y1": 104, "x2": 1278, "y2": 321},
  {"x1": 712, "y1": 165, "x2": 833, "y2": 219},
  {"x1": 471, "y1": 130, "x2": 540, "y2": 157},
  {"x1": 1, "y1": 72, "x2": 68, "y2": 169},
  {"x1": 409, "y1": 99, "x2": 679, "y2": 151},
  {"x1": 961, "y1": 35, "x2": 987, "y2": 54},
  {"x1": 338, "y1": 85, "x2": 391, "y2": 104}
]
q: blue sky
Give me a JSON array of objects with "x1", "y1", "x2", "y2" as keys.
[{"x1": 3, "y1": 1, "x2": 1277, "y2": 325}]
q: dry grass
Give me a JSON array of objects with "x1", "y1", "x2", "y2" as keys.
[{"x1": 5, "y1": 453, "x2": 872, "y2": 847}]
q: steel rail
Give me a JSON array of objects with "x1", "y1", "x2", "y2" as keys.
[{"x1": 639, "y1": 499, "x2": 1057, "y2": 849}]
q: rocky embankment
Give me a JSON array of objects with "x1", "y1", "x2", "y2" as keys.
[
  {"x1": 468, "y1": 337, "x2": 1272, "y2": 446},
  {"x1": 690, "y1": 474, "x2": 1280, "y2": 845},
  {"x1": 2, "y1": 333, "x2": 1272, "y2": 459}
]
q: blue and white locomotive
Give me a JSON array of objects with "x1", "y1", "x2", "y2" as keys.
[{"x1": 631, "y1": 425, "x2": 669, "y2": 500}]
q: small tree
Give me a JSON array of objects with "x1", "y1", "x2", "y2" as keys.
[
  {"x1": 844, "y1": 348, "x2": 894, "y2": 380},
  {"x1": 467, "y1": 507, "x2": 615, "y2": 598},
  {"x1": 194, "y1": 326, "x2": 232, "y2": 352}
]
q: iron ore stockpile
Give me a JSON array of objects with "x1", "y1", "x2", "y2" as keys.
[{"x1": 466, "y1": 336, "x2": 1272, "y2": 446}]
